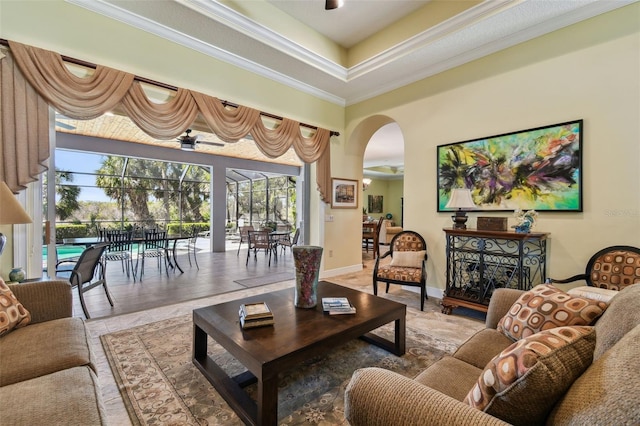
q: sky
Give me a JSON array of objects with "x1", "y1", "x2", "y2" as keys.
[{"x1": 55, "y1": 150, "x2": 110, "y2": 202}]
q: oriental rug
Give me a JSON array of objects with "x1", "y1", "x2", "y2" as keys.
[{"x1": 101, "y1": 314, "x2": 449, "y2": 425}]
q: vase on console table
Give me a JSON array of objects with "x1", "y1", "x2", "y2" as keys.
[{"x1": 293, "y1": 245, "x2": 323, "y2": 308}]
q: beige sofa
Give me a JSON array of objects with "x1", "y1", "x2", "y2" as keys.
[
  {"x1": 379, "y1": 220, "x2": 403, "y2": 245},
  {"x1": 345, "y1": 284, "x2": 640, "y2": 425},
  {"x1": 0, "y1": 280, "x2": 107, "y2": 425}
]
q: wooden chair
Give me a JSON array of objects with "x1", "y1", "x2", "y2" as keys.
[
  {"x1": 246, "y1": 229, "x2": 272, "y2": 266},
  {"x1": 548, "y1": 245, "x2": 640, "y2": 291},
  {"x1": 362, "y1": 217, "x2": 384, "y2": 258},
  {"x1": 237, "y1": 225, "x2": 255, "y2": 256},
  {"x1": 373, "y1": 230, "x2": 428, "y2": 310},
  {"x1": 56, "y1": 243, "x2": 113, "y2": 319}
]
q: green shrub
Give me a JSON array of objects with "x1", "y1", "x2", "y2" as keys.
[
  {"x1": 166, "y1": 222, "x2": 210, "y2": 235},
  {"x1": 55, "y1": 224, "x2": 91, "y2": 242}
]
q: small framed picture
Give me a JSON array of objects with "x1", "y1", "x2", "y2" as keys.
[{"x1": 331, "y1": 178, "x2": 358, "y2": 209}]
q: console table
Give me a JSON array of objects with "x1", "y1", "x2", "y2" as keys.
[{"x1": 442, "y1": 228, "x2": 549, "y2": 315}]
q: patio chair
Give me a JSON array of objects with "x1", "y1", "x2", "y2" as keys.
[
  {"x1": 137, "y1": 230, "x2": 168, "y2": 280},
  {"x1": 186, "y1": 227, "x2": 200, "y2": 270},
  {"x1": 373, "y1": 230, "x2": 428, "y2": 310},
  {"x1": 246, "y1": 229, "x2": 272, "y2": 266},
  {"x1": 237, "y1": 225, "x2": 254, "y2": 255},
  {"x1": 56, "y1": 242, "x2": 114, "y2": 319},
  {"x1": 104, "y1": 230, "x2": 136, "y2": 280},
  {"x1": 278, "y1": 228, "x2": 300, "y2": 253}
]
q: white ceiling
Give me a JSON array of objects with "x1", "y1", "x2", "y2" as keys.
[
  {"x1": 63, "y1": 0, "x2": 635, "y2": 178},
  {"x1": 265, "y1": 0, "x2": 431, "y2": 48}
]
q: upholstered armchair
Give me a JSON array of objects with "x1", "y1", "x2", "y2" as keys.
[
  {"x1": 547, "y1": 245, "x2": 640, "y2": 302},
  {"x1": 379, "y1": 219, "x2": 403, "y2": 245},
  {"x1": 373, "y1": 230, "x2": 428, "y2": 310}
]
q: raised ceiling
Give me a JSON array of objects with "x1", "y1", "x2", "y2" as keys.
[
  {"x1": 57, "y1": 0, "x2": 634, "y2": 176},
  {"x1": 71, "y1": 0, "x2": 632, "y2": 106}
]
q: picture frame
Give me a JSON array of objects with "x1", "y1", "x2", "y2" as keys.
[
  {"x1": 437, "y1": 119, "x2": 583, "y2": 212},
  {"x1": 331, "y1": 178, "x2": 358, "y2": 209},
  {"x1": 368, "y1": 195, "x2": 383, "y2": 213}
]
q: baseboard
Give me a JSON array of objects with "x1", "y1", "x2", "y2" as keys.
[
  {"x1": 402, "y1": 285, "x2": 444, "y2": 300},
  {"x1": 320, "y1": 263, "x2": 362, "y2": 279}
]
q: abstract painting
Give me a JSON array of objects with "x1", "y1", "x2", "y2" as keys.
[{"x1": 437, "y1": 120, "x2": 583, "y2": 212}]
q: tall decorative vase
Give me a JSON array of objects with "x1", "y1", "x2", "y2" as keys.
[{"x1": 292, "y1": 245, "x2": 323, "y2": 308}]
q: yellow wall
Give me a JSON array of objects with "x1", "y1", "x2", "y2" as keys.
[
  {"x1": 1, "y1": 2, "x2": 639, "y2": 285},
  {"x1": 342, "y1": 4, "x2": 640, "y2": 290},
  {"x1": 363, "y1": 179, "x2": 403, "y2": 224}
]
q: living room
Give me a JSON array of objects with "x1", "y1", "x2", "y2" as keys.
[{"x1": 0, "y1": 1, "x2": 639, "y2": 424}]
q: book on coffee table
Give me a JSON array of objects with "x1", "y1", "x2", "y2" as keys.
[
  {"x1": 322, "y1": 297, "x2": 356, "y2": 315},
  {"x1": 239, "y1": 302, "x2": 273, "y2": 320},
  {"x1": 240, "y1": 315, "x2": 275, "y2": 329},
  {"x1": 239, "y1": 302, "x2": 274, "y2": 329}
]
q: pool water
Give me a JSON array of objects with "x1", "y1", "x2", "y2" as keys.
[{"x1": 42, "y1": 245, "x2": 86, "y2": 262}]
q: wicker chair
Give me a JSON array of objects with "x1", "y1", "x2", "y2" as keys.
[{"x1": 373, "y1": 230, "x2": 428, "y2": 310}]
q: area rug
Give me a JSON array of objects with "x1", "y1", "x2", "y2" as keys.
[
  {"x1": 234, "y1": 271, "x2": 294, "y2": 287},
  {"x1": 101, "y1": 314, "x2": 449, "y2": 425}
]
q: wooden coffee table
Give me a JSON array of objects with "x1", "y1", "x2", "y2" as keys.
[{"x1": 192, "y1": 281, "x2": 406, "y2": 426}]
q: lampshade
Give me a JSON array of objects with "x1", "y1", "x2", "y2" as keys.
[
  {"x1": 0, "y1": 182, "x2": 32, "y2": 225},
  {"x1": 325, "y1": 0, "x2": 344, "y2": 10},
  {"x1": 445, "y1": 188, "x2": 476, "y2": 230},
  {"x1": 0, "y1": 181, "x2": 32, "y2": 256},
  {"x1": 445, "y1": 188, "x2": 477, "y2": 210}
]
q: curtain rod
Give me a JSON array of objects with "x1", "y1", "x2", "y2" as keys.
[{"x1": 0, "y1": 38, "x2": 340, "y2": 137}]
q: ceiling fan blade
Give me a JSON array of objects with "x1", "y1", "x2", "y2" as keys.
[
  {"x1": 198, "y1": 141, "x2": 225, "y2": 147},
  {"x1": 55, "y1": 121, "x2": 76, "y2": 130}
]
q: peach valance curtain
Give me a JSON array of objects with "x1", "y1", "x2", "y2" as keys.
[{"x1": 1, "y1": 40, "x2": 332, "y2": 202}]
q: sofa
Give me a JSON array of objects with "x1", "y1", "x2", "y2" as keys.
[
  {"x1": 345, "y1": 283, "x2": 640, "y2": 425},
  {"x1": 0, "y1": 279, "x2": 107, "y2": 425},
  {"x1": 379, "y1": 219, "x2": 403, "y2": 245}
]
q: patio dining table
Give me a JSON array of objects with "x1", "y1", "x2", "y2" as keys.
[{"x1": 62, "y1": 235, "x2": 191, "y2": 273}]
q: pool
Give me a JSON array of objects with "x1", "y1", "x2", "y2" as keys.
[{"x1": 42, "y1": 245, "x2": 86, "y2": 262}]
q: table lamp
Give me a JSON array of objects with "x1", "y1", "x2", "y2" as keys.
[
  {"x1": 445, "y1": 188, "x2": 477, "y2": 229},
  {"x1": 0, "y1": 181, "x2": 32, "y2": 255}
]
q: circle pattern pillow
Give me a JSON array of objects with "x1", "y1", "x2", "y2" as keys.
[
  {"x1": 497, "y1": 284, "x2": 607, "y2": 341},
  {"x1": 465, "y1": 325, "x2": 596, "y2": 425},
  {"x1": 0, "y1": 278, "x2": 31, "y2": 336}
]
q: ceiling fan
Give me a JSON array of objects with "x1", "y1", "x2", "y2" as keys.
[
  {"x1": 55, "y1": 113, "x2": 76, "y2": 130},
  {"x1": 177, "y1": 129, "x2": 225, "y2": 151}
]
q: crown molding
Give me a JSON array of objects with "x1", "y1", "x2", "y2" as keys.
[
  {"x1": 67, "y1": 0, "x2": 347, "y2": 106},
  {"x1": 67, "y1": 0, "x2": 637, "y2": 107}
]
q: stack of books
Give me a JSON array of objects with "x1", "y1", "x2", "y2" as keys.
[
  {"x1": 239, "y1": 302, "x2": 274, "y2": 329},
  {"x1": 322, "y1": 297, "x2": 356, "y2": 315}
]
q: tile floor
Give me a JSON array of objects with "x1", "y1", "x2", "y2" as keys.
[{"x1": 85, "y1": 253, "x2": 486, "y2": 425}]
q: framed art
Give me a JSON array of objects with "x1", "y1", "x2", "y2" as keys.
[
  {"x1": 331, "y1": 178, "x2": 358, "y2": 208},
  {"x1": 368, "y1": 195, "x2": 383, "y2": 213},
  {"x1": 437, "y1": 119, "x2": 583, "y2": 212}
]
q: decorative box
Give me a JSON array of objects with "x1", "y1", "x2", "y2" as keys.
[{"x1": 477, "y1": 217, "x2": 508, "y2": 231}]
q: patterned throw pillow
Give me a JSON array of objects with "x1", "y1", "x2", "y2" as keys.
[
  {"x1": 464, "y1": 326, "x2": 596, "y2": 425},
  {"x1": 389, "y1": 250, "x2": 426, "y2": 268},
  {"x1": 0, "y1": 277, "x2": 31, "y2": 337},
  {"x1": 497, "y1": 284, "x2": 607, "y2": 341}
]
